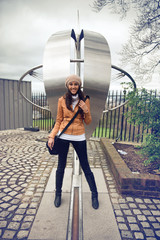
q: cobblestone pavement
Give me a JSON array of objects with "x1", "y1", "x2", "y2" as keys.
[{"x1": 0, "y1": 129, "x2": 160, "y2": 240}]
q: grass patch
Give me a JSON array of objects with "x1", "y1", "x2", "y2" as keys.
[{"x1": 33, "y1": 119, "x2": 55, "y2": 131}]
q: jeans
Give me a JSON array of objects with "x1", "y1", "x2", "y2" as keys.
[{"x1": 55, "y1": 138, "x2": 98, "y2": 197}]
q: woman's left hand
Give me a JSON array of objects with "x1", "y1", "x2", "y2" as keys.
[{"x1": 79, "y1": 100, "x2": 89, "y2": 113}]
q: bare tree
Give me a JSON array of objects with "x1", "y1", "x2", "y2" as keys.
[{"x1": 91, "y1": 0, "x2": 160, "y2": 85}]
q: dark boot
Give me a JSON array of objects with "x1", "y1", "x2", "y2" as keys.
[
  {"x1": 54, "y1": 170, "x2": 64, "y2": 207},
  {"x1": 92, "y1": 192, "x2": 99, "y2": 209},
  {"x1": 85, "y1": 172, "x2": 99, "y2": 209},
  {"x1": 54, "y1": 193, "x2": 61, "y2": 208}
]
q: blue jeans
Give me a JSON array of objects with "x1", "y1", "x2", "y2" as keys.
[{"x1": 56, "y1": 139, "x2": 98, "y2": 197}]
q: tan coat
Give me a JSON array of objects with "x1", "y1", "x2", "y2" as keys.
[{"x1": 48, "y1": 96, "x2": 92, "y2": 139}]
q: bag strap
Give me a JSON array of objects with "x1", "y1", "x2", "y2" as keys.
[{"x1": 58, "y1": 95, "x2": 89, "y2": 138}]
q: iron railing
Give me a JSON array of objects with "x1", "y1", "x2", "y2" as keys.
[{"x1": 32, "y1": 90, "x2": 159, "y2": 142}]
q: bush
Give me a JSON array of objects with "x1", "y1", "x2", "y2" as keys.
[
  {"x1": 125, "y1": 87, "x2": 160, "y2": 169},
  {"x1": 142, "y1": 134, "x2": 160, "y2": 168}
]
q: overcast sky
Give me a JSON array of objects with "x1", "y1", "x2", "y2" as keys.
[{"x1": 1, "y1": 0, "x2": 156, "y2": 93}]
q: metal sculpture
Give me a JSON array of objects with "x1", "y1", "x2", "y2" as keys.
[{"x1": 43, "y1": 29, "x2": 111, "y2": 138}]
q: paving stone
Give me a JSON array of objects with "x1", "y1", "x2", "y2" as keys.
[
  {"x1": 120, "y1": 204, "x2": 129, "y2": 209},
  {"x1": 142, "y1": 210, "x2": 152, "y2": 215},
  {"x1": 127, "y1": 216, "x2": 137, "y2": 223},
  {"x1": 29, "y1": 202, "x2": 39, "y2": 208},
  {"x1": 22, "y1": 197, "x2": 31, "y2": 202},
  {"x1": 137, "y1": 215, "x2": 147, "y2": 221},
  {"x1": 2, "y1": 196, "x2": 12, "y2": 201},
  {"x1": 26, "y1": 209, "x2": 37, "y2": 215},
  {"x1": 148, "y1": 205, "x2": 157, "y2": 210},
  {"x1": 110, "y1": 193, "x2": 119, "y2": 198},
  {"x1": 12, "y1": 215, "x2": 24, "y2": 222},
  {"x1": 0, "y1": 192, "x2": 6, "y2": 198},
  {"x1": 0, "y1": 220, "x2": 7, "y2": 228},
  {"x1": 144, "y1": 199, "x2": 152, "y2": 204},
  {"x1": 8, "y1": 191, "x2": 18, "y2": 197},
  {"x1": 141, "y1": 222, "x2": 150, "y2": 228},
  {"x1": 110, "y1": 188, "x2": 117, "y2": 193},
  {"x1": 18, "y1": 203, "x2": 29, "y2": 209},
  {"x1": 116, "y1": 217, "x2": 125, "y2": 223},
  {"x1": 111, "y1": 198, "x2": 119, "y2": 204},
  {"x1": 34, "y1": 192, "x2": 43, "y2": 197},
  {"x1": 108, "y1": 184, "x2": 115, "y2": 189},
  {"x1": 121, "y1": 230, "x2": 133, "y2": 238},
  {"x1": 151, "y1": 210, "x2": 160, "y2": 216},
  {"x1": 129, "y1": 223, "x2": 140, "y2": 231},
  {"x1": 21, "y1": 222, "x2": 32, "y2": 229},
  {"x1": 156, "y1": 217, "x2": 160, "y2": 222},
  {"x1": 2, "y1": 230, "x2": 16, "y2": 239},
  {"x1": 16, "y1": 209, "x2": 26, "y2": 214},
  {"x1": 139, "y1": 204, "x2": 147, "y2": 209},
  {"x1": 115, "y1": 210, "x2": 123, "y2": 216},
  {"x1": 0, "y1": 211, "x2": 10, "y2": 217},
  {"x1": 133, "y1": 209, "x2": 142, "y2": 215},
  {"x1": 10, "y1": 195, "x2": 22, "y2": 204},
  {"x1": 8, "y1": 205, "x2": 18, "y2": 211},
  {"x1": 4, "y1": 186, "x2": 14, "y2": 191},
  {"x1": 151, "y1": 223, "x2": 160, "y2": 229},
  {"x1": 118, "y1": 223, "x2": 128, "y2": 230},
  {"x1": 113, "y1": 204, "x2": 121, "y2": 210},
  {"x1": 25, "y1": 191, "x2": 34, "y2": 196},
  {"x1": 123, "y1": 210, "x2": 132, "y2": 215},
  {"x1": 14, "y1": 186, "x2": 22, "y2": 191},
  {"x1": 0, "y1": 203, "x2": 11, "y2": 209},
  {"x1": 23, "y1": 215, "x2": 35, "y2": 222},
  {"x1": 17, "y1": 230, "x2": 29, "y2": 239},
  {"x1": 8, "y1": 221, "x2": 20, "y2": 230},
  {"x1": 119, "y1": 199, "x2": 126, "y2": 204},
  {"x1": 144, "y1": 229, "x2": 155, "y2": 237},
  {"x1": 126, "y1": 197, "x2": 134, "y2": 202},
  {"x1": 134, "y1": 232, "x2": 144, "y2": 239},
  {"x1": 153, "y1": 199, "x2": 160, "y2": 204},
  {"x1": 129, "y1": 203, "x2": 137, "y2": 208},
  {"x1": 148, "y1": 216, "x2": 156, "y2": 222},
  {"x1": 155, "y1": 230, "x2": 160, "y2": 237},
  {"x1": 135, "y1": 198, "x2": 144, "y2": 203}
]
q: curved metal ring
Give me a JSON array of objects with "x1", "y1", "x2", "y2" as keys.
[
  {"x1": 18, "y1": 64, "x2": 50, "y2": 111},
  {"x1": 18, "y1": 64, "x2": 136, "y2": 112},
  {"x1": 103, "y1": 65, "x2": 136, "y2": 113}
]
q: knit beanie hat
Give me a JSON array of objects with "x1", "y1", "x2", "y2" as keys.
[{"x1": 65, "y1": 74, "x2": 82, "y2": 88}]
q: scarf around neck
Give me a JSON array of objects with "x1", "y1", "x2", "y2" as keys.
[{"x1": 72, "y1": 94, "x2": 79, "y2": 110}]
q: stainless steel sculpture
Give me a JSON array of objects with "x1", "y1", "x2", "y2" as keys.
[{"x1": 43, "y1": 29, "x2": 111, "y2": 138}]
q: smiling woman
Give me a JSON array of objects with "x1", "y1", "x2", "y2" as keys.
[{"x1": 47, "y1": 74, "x2": 99, "y2": 209}]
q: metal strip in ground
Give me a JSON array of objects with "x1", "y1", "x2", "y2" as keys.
[{"x1": 66, "y1": 174, "x2": 83, "y2": 240}]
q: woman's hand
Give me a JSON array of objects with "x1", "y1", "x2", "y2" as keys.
[
  {"x1": 48, "y1": 137, "x2": 54, "y2": 150},
  {"x1": 79, "y1": 100, "x2": 89, "y2": 113}
]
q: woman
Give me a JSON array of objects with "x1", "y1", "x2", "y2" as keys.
[{"x1": 48, "y1": 74, "x2": 99, "y2": 209}]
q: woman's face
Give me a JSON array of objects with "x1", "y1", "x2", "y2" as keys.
[{"x1": 68, "y1": 81, "x2": 79, "y2": 95}]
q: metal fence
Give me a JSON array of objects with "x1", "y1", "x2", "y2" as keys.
[
  {"x1": 32, "y1": 90, "x2": 159, "y2": 142},
  {"x1": 0, "y1": 78, "x2": 32, "y2": 130}
]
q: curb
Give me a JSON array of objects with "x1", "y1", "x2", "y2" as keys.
[{"x1": 100, "y1": 138, "x2": 160, "y2": 198}]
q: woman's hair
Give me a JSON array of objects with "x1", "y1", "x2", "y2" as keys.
[{"x1": 65, "y1": 88, "x2": 85, "y2": 113}]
